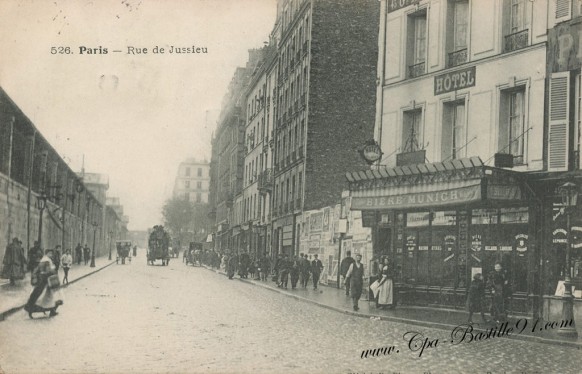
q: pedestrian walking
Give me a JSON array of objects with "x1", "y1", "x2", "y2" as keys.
[
  {"x1": 27, "y1": 241, "x2": 43, "y2": 276},
  {"x1": 278, "y1": 254, "x2": 290, "y2": 288},
  {"x1": 83, "y1": 244, "x2": 91, "y2": 265},
  {"x1": 1, "y1": 238, "x2": 27, "y2": 285},
  {"x1": 340, "y1": 251, "x2": 355, "y2": 296},
  {"x1": 60, "y1": 249, "x2": 73, "y2": 284},
  {"x1": 488, "y1": 263, "x2": 511, "y2": 323},
  {"x1": 24, "y1": 250, "x2": 64, "y2": 318},
  {"x1": 299, "y1": 254, "x2": 310, "y2": 288},
  {"x1": 467, "y1": 273, "x2": 488, "y2": 324},
  {"x1": 345, "y1": 254, "x2": 365, "y2": 311},
  {"x1": 259, "y1": 256, "x2": 270, "y2": 281},
  {"x1": 290, "y1": 255, "x2": 300, "y2": 289},
  {"x1": 375, "y1": 256, "x2": 395, "y2": 309},
  {"x1": 227, "y1": 253, "x2": 237, "y2": 280},
  {"x1": 75, "y1": 243, "x2": 83, "y2": 265},
  {"x1": 311, "y1": 254, "x2": 324, "y2": 290},
  {"x1": 53, "y1": 245, "x2": 61, "y2": 273}
]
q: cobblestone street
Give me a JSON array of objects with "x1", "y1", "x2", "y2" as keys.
[{"x1": 0, "y1": 258, "x2": 579, "y2": 374}]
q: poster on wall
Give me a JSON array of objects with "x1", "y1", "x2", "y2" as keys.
[
  {"x1": 322, "y1": 207, "x2": 330, "y2": 232},
  {"x1": 310, "y1": 211, "x2": 323, "y2": 232}
]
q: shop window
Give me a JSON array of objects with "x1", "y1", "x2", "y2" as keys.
[
  {"x1": 498, "y1": 87, "x2": 527, "y2": 165},
  {"x1": 446, "y1": 0, "x2": 469, "y2": 67},
  {"x1": 442, "y1": 100, "x2": 467, "y2": 161},
  {"x1": 407, "y1": 9, "x2": 427, "y2": 78},
  {"x1": 502, "y1": 0, "x2": 530, "y2": 52},
  {"x1": 402, "y1": 109, "x2": 423, "y2": 153}
]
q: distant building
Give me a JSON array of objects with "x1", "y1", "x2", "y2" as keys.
[{"x1": 172, "y1": 158, "x2": 210, "y2": 203}]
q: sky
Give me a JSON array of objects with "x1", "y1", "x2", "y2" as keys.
[{"x1": 0, "y1": 0, "x2": 277, "y2": 231}]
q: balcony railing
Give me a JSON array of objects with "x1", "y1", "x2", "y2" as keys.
[
  {"x1": 408, "y1": 62, "x2": 425, "y2": 78},
  {"x1": 448, "y1": 48, "x2": 467, "y2": 67},
  {"x1": 504, "y1": 29, "x2": 529, "y2": 53}
]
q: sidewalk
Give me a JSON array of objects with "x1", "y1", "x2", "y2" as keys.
[
  {"x1": 0, "y1": 257, "x2": 115, "y2": 321},
  {"x1": 203, "y1": 265, "x2": 582, "y2": 348}
]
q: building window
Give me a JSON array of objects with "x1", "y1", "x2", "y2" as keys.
[
  {"x1": 447, "y1": 0, "x2": 469, "y2": 67},
  {"x1": 185, "y1": 180, "x2": 190, "y2": 188},
  {"x1": 407, "y1": 10, "x2": 427, "y2": 78},
  {"x1": 196, "y1": 193, "x2": 201, "y2": 203},
  {"x1": 185, "y1": 167, "x2": 191, "y2": 176},
  {"x1": 442, "y1": 100, "x2": 466, "y2": 160},
  {"x1": 503, "y1": 0, "x2": 529, "y2": 52},
  {"x1": 197, "y1": 168, "x2": 202, "y2": 177},
  {"x1": 499, "y1": 87, "x2": 526, "y2": 165},
  {"x1": 197, "y1": 181, "x2": 202, "y2": 189},
  {"x1": 402, "y1": 109, "x2": 423, "y2": 152}
]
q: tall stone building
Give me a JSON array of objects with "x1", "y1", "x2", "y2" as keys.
[
  {"x1": 270, "y1": 0, "x2": 380, "y2": 255},
  {"x1": 172, "y1": 158, "x2": 210, "y2": 204}
]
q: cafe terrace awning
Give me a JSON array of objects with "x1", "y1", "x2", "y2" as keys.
[{"x1": 345, "y1": 157, "x2": 524, "y2": 211}]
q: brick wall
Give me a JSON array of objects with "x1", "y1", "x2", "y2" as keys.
[{"x1": 304, "y1": 0, "x2": 379, "y2": 211}]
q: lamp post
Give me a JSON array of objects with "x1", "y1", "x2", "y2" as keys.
[
  {"x1": 36, "y1": 192, "x2": 47, "y2": 246},
  {"x1": 108, "y1": 230, "x2": 113, "y2": 260},
  {"x1": 90, "y1": 221, "x2": 98, "y2": 268},
  {"x1": 558, "y1": 181, "x2": 578, "y2": 337}
]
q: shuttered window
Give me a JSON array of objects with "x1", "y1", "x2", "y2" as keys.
[
  {"x1": 556, "y1": 0, "x2": 572, "y2": 23},
  {"x1": 548, "y1": 72, "x2": 570, "y2": 172}
]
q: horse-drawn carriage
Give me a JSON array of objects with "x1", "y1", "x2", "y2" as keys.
[
  {"x1": 147, "y1": 225, "x2": 171, "y2": 266},
  {"x1": 184, "y1": 242, "x2": 203, "y2": 266},
  {"x1": 116, "y1": 240, "x2": 132, "y2": 264}
]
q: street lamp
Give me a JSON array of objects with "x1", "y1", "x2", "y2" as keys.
[
  {"x1": 36, "y1": 192, "x2": 47, "y2": 246},
  {"x1": 108, "y1": 230, "x2": 113, "y2": 260},
  {"x1": 90, "y1": 221, "x2": 98, "y2": 268},
  {"x1": 558, "y1": 181, "x2": 578, "y2": 337}
]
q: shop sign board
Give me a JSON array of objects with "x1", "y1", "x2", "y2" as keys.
[
  {"x1": 352, "y1": 184, "x2": 481, "y2": 210},
  {"x1": 434, "y1": 66, "x2": 476, "y2": 95},
  {"x1": 548, "y1": 20, "x2": 582, "y2": 73},
  {"x1": 388, "y1": 0, "x2": 420, "y2": 13}
]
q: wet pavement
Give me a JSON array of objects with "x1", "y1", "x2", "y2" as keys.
[{"x1": 0, "y1": 258, "x2": 580, "y2": 374}]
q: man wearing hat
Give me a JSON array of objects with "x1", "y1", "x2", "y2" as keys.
[{"x1": 311, "y1": 254, "x2": 324, "y2": 290}]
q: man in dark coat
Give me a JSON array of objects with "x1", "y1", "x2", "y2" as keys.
[
  {"x1": 311, "y1": 254, "x2": 324, "y2": 290},
  {"x1": 340, "y1": 251, "x2": 355, "y2": 296},
  {"x1": 487, "y1": 263, "x2": 511, "y2": 323},
  {"x1": 83, "y1": 244, "x2": 91, "y2": 265},
  {"x1": 289, "y1": 255, "x2": 300, "y2": 289},
  {"x1": 299, "y1": 253, "x2": 310, "y2": 288},
  {"x1": 75, "y1": 243, "x2": 83, "y2": 265},
  {"x1": 227, "y1": 253, "x2": 237, "y2": 280},
  {"x1": 345, "y1": 254, "x2": 365, "y2": 311},
  {"x1": 278, "y1": 254, "x2": 290, "y2": 288}
]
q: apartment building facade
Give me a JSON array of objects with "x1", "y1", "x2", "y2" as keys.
[{"x1": 172, "y1": 158, "x2": 210, "y2": 204}]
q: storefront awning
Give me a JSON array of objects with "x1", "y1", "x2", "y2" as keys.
[{"x1": 346, "y1": 157, "x2": 524, "y2": 211}]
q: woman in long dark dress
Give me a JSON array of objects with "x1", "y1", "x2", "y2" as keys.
[
  {"x1": 466, "y1": 273, "x2": 488, "y2": 324},
  {"x1": 1, "y1": 238, "x2": 27, "y2": 285}
]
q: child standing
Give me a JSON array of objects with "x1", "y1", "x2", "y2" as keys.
[{"x1": 467, "y1": 273, "x2": 488, "y2": 324}]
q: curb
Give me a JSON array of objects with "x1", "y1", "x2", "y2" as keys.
[
  {"x1": 199, "y1": 266, "x2": 582, "y2": 349},
  {"x1": 0, "y1": 261, "x2": 116, "y2": 322}
]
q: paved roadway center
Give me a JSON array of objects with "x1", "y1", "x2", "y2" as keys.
[{"x1": 0, "y1": 257, "x2": 579, "y2": 373}]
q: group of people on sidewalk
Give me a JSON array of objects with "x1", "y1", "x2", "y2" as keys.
[
  {"x1": 1, "y1": 237, "x2": 68, "y2": 318},
  {"x1": 271, "y1": 253, "x2": 324, "y2": 290},
  {"x1": 339, "y1": 250, "x2": 512, "y2": 322}
]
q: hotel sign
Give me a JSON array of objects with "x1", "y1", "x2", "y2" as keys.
[
  {"x1": 388, "y1": 0, "x2": 420, "y2": 13},
  {"x1": 434, "y1": 66, "x2": 476, "y2": 95},
  {"x1": 351, "y1": 184, "x2": 481, "y2": 211}
]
